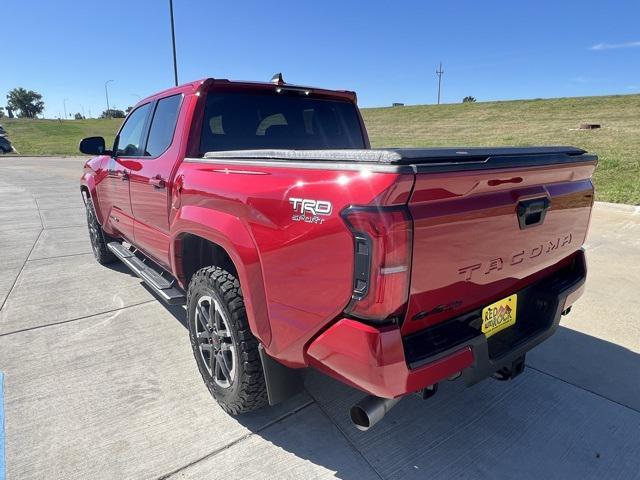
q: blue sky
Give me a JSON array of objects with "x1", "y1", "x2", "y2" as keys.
[{"x1": 2, "y1": 0, "x2": 639, "y2": 118}]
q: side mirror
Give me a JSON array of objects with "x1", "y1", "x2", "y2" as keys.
[{"x1": 79, "y1": 136, "x2": 111, "y2": 156}]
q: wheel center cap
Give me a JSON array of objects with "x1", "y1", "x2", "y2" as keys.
[{"x1": 211, "y1": 334, "x2": 221, "y2": 349}]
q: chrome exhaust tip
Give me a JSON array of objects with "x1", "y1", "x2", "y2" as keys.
[{"x1": 350, "y1": 395, "x2": 402, "y2": 431}]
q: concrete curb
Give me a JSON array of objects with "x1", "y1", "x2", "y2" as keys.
[{"x1": 595, "y1": 201, "x2": 640, "y2": 213}]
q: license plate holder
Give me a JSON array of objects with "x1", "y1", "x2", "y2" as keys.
[{"x1": 481, "y1": 294, "x2": 517, "y2": 338}]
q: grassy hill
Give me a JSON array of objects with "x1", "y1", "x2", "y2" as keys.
[
  {"x1": 1, "y1": 117, "x2": 121, "y2": 157},
  {"x1": 1, "y1": 93, "x2": 639, "y2": 204},
  {"x1": 362, "y1": 94, "x2": 640, "y2": 204}
]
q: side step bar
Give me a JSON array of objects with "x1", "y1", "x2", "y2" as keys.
[{"x1": 107, "y1": 242, "x2": 186, "y2": 305}]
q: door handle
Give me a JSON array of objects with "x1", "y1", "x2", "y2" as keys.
[
  {"x1": 517, "y1": 197, "x2": 550, "y2": 229},
  {"x1": 150, "y1": 175, "x2": 166, "y2": 189},
  {"x1": 120, "y1": 171, "x2": 129, "y2": 181}
]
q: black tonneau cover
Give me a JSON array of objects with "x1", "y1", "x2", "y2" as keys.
[
  {"x1": 203, "y1": 146, "x2": 596, "y2": 173},
  {"x1": 383, "y1": 146, "x2": 586, "y2": 163},
  {"x1": 204, "y1": 146, "x2": 586, "y2": 164}
]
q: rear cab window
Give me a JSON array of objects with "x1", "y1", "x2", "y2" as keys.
[{"x1": 199, "y1": 91, "x2": 365, "y2": 153}]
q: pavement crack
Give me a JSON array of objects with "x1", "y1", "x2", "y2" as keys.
[
  {"x1": 304, "y1": 388, "x2": 386, "y2": 480},
  {"x1": 27, "y1": 251, "x2": 93, "y2": 263},
  {"x1": 33, "y1": 196, "x2": 45, "y2": 229},
  {"x1": 155, "y1": 400, "x2": 315, "y2": 480},
  {"x1": 0, "y1": 227, "x2": 43, "y2": 312},
  {"x1": 0, "y1": 300, "x2": 156, "y2": 337},
  {"x1": 526, "y1": 364, "x2": 640, "y2": 415},
  {"x1": 39, "y1": 224, "x2": 86, "y2": 230}
]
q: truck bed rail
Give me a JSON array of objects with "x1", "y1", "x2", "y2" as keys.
[{"x1": 198, "y1": 147, "x2": 597, "y2": 173}]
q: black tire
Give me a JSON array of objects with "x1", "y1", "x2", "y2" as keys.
[
  {"x1": 187, "y1": 266, "x2": 268, "y2": 414},
  {"x1": 85, "y1": 197, "x2": 117, "y2": 265}
]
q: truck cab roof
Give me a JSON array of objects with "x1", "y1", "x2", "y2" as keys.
[{"x1": 137, "y1": 77, "x2": 357, "y2": 108}]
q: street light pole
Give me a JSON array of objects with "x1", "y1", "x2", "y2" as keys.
[
  {"x1": 436, "y1": 62, "x2": 444, "y2": 105},
  {"x1": 169, "y1": 0, "x2": 179, "y2": 86},
  {"x1": 105, "y1": 80, "x2": 114, "y2": 118}
]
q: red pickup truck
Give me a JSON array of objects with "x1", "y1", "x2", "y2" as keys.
[{"x1": 80, "y1": 76, "x2": 595, "y2": 430}]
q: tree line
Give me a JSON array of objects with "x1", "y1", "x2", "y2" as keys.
[
  {"x1": 2, "y1": 86, "x2": 480, "y2": 119},
  {"x1": 2, "y1": 88, "x2": 44, "y2": 118},
  {"x1": 1, "y1": 87, "x2": 131, "y2": 119}
]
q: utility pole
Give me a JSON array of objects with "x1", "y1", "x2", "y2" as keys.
[
  {"x1": 169, "y1": 0, "x2": 179, "y2": 86},
  {"x1": 436, "y1": 62, "x2": 444, "y2": 105},
  {"x1": 63, "y1": 98, "x2": 68, "y2": 120},
  {"x1": 105, "y1": 80, "x2": 114, "y2": 118}
]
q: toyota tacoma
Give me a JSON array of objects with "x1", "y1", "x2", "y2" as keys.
[{"x1": 79, "y1": 75, "x2": 595, "y2": 430}]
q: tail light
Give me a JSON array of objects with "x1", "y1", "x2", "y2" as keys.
[{"x1": 341, "y1": 206, "x2": 413, "y2": 322}]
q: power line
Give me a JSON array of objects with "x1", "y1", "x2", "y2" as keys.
[{"x1": 436, "y1": 62, "x2": 444, "y2": 105}]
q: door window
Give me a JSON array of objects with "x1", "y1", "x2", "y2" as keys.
[
  {"x1": 115, "y1": 103, "x2": 151, "y2": 157},
  {"x1": 145, "y1": 94, "x2": 183, "y2": 157}
]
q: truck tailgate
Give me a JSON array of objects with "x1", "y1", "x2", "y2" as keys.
[{"x1": 403, "y1": 158, "x2": 596, "y2": 336}]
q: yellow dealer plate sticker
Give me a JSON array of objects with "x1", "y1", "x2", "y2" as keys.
[{"x1": 481, "y1": 294, "x2": 517, "y2": 338}]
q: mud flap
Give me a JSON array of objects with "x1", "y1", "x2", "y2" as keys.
[{"x1": 258, "y1": 345, "x2": 304, "y2": 406}]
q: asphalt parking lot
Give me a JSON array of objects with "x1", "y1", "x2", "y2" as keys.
[{"x1": 0, "y1": 156, "x2": 639, "y2": 480}]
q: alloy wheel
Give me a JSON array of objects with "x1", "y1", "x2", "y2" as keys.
[
  {"x1": 194, "y1": 295, "x2": 237, "y2": 388},
  {"x1": 87, "y1": 207, "x2": 100, "y2": 254}
]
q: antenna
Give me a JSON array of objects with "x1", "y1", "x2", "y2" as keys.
[
  {"x1": 436, "y1": 62, "x2": 444, "y2": 105},
  {"x1": 169, "y1": 0, "x2": 179, "y2": 86},
  {"x1": 271, "y1": 73, "x2": 285, "y2": 85}
]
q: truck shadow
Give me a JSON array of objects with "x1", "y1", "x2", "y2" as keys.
[
  {"x1": 104, "y1": 260, "x2": 139, "y2": 278},
  {"x1": 157, "y1": 298, "x2": 640, "y2": 479}
]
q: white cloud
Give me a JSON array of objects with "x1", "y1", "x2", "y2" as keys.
[{"x1": 590, "y1": 41, "x2": 640, "y2": 51}]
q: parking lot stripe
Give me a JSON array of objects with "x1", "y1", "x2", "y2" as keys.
[{"x1": 0, "y1": 371, "x2": 5, "y2": 480}]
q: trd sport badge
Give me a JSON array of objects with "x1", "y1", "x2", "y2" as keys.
[{"x1": 289, "y1": 197, "x2": 333, "y2": 224}]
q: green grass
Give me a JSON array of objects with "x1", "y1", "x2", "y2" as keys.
[
  {"x1": 362, "y1": 94, "x2": 640, "y2": 204},
  {"x1": 1, "y1": 93, "x2": 639, "y2": 203},
  {"x1": 1, "y1": 117, "x2": 122, "y2": 156}
]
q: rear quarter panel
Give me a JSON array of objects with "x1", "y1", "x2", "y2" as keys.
[{"x1": 173, "y1": 160, "x2": 405, "y2": 365}]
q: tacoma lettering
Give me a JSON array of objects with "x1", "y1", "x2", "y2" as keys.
[{"x1": 458, "y1": 234, "x2": 573, "y2": 281}]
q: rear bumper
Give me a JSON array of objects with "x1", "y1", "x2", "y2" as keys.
[{"x1": 306, "y1": 249, "x2": 586, "y2": 398}]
